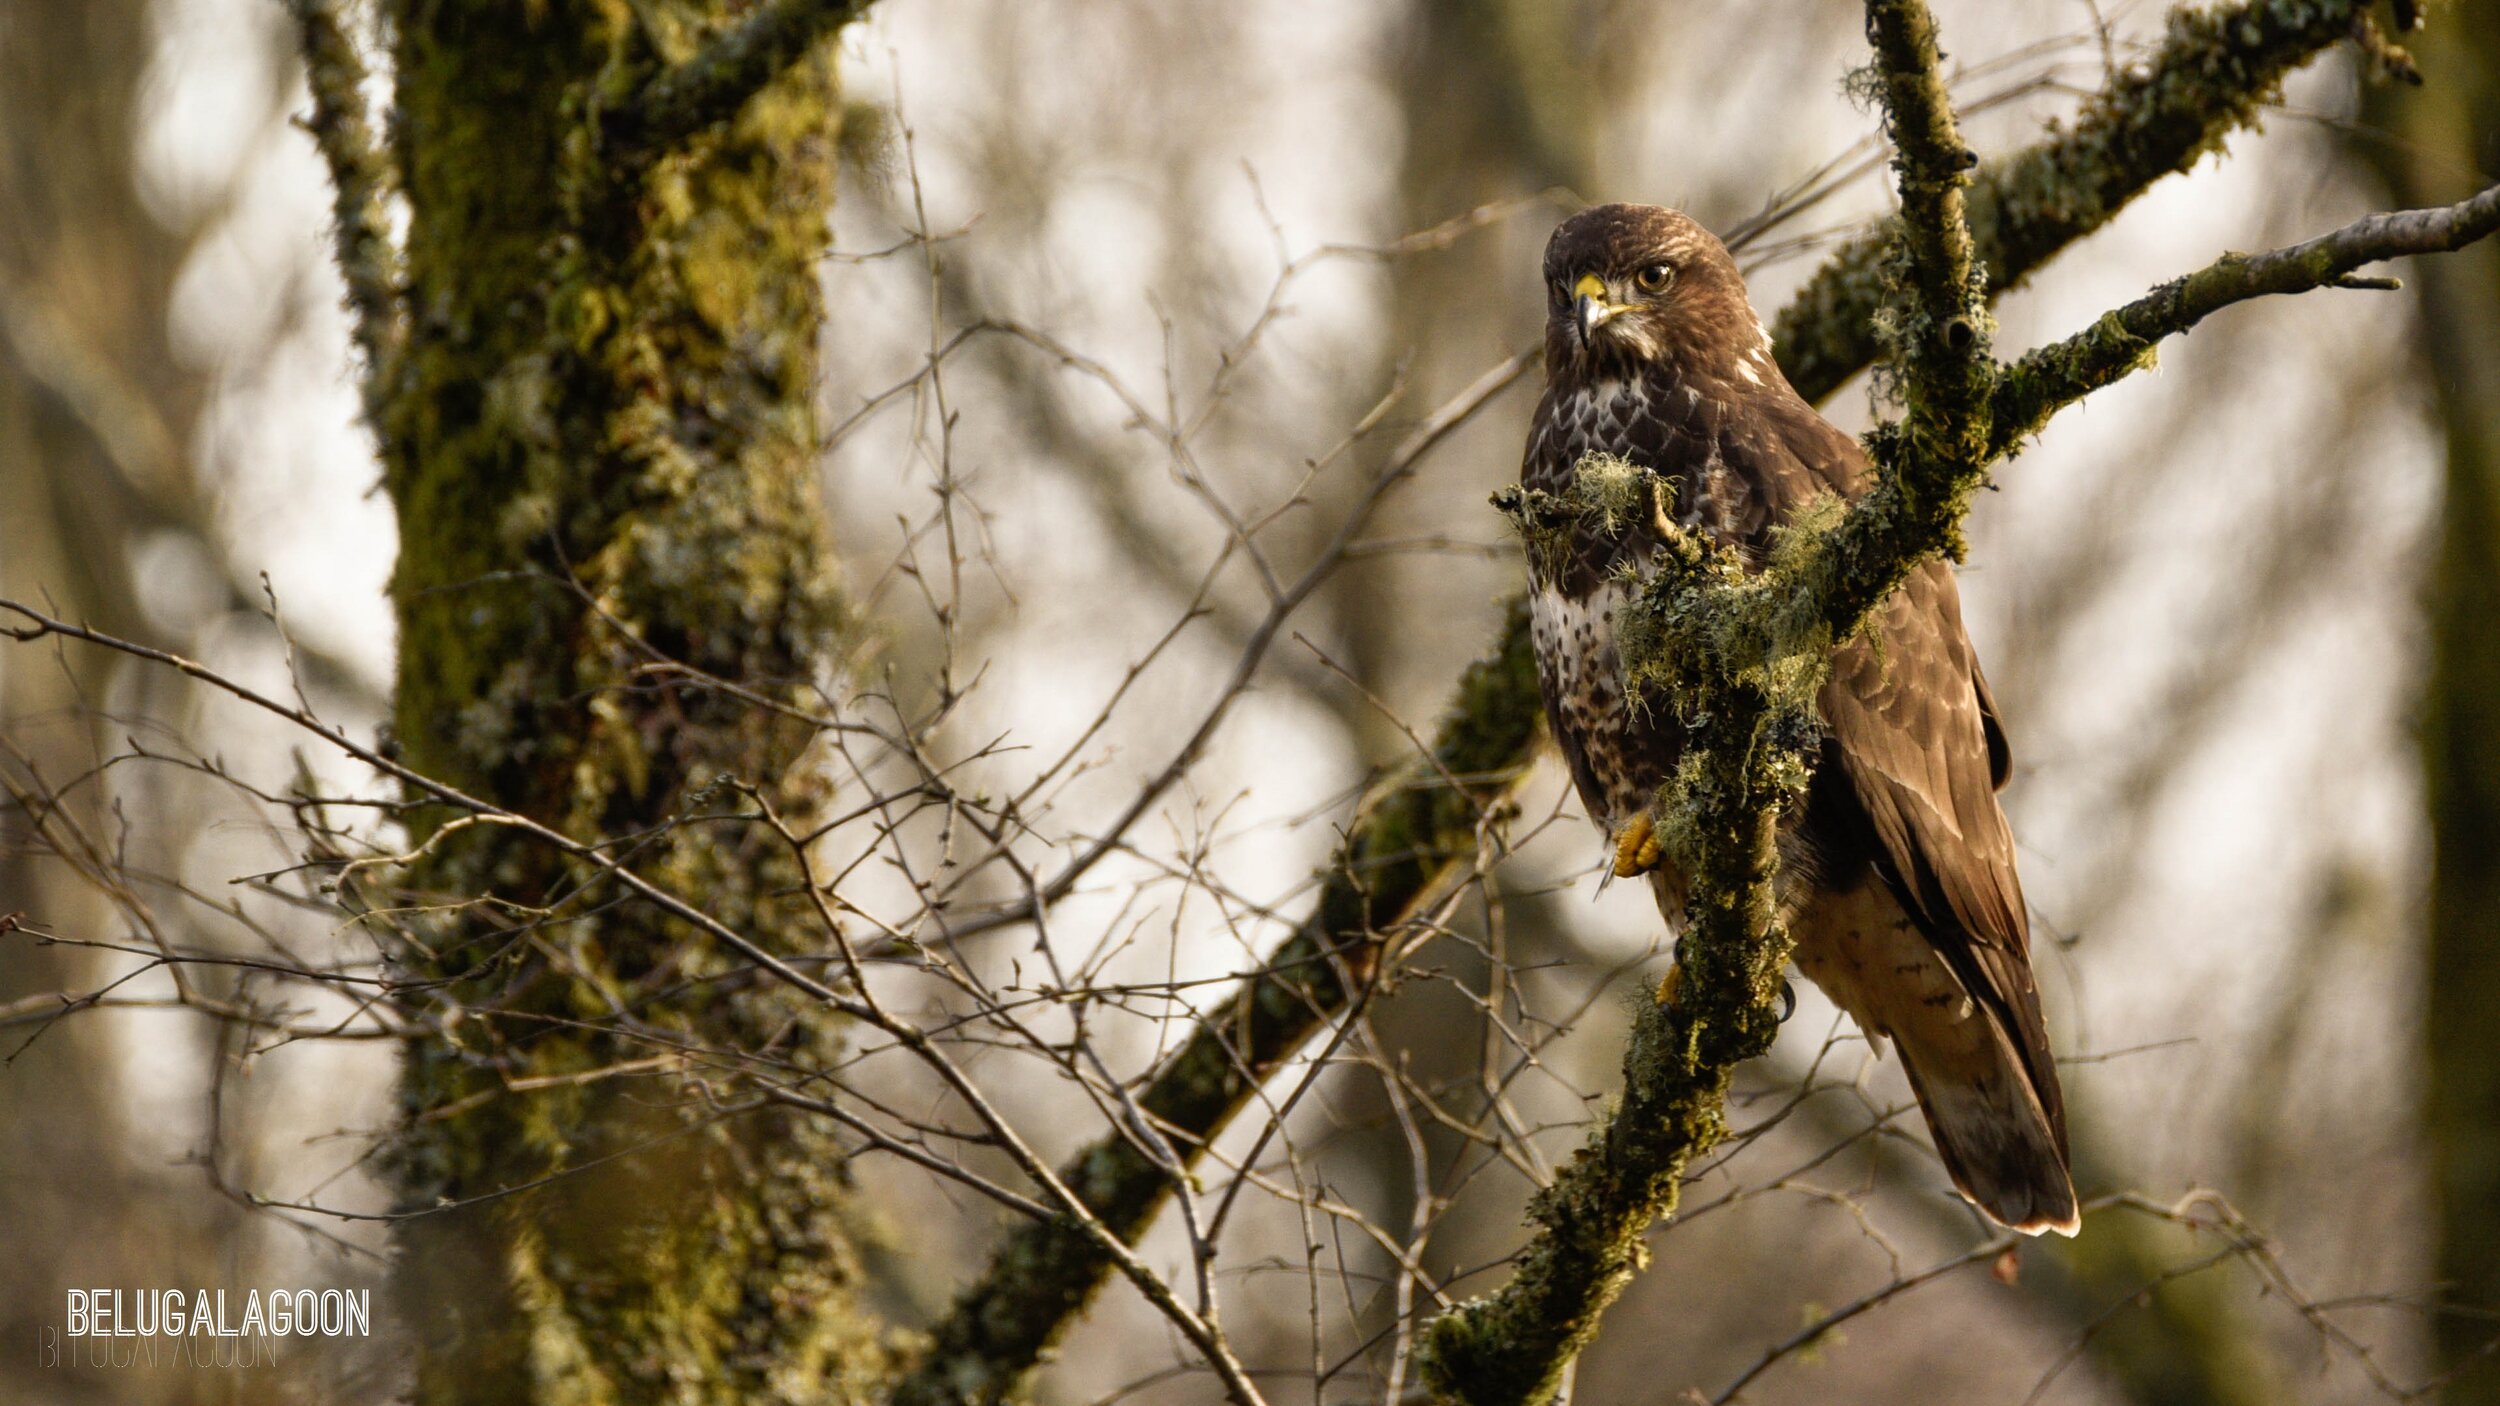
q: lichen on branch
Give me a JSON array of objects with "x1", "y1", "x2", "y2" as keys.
[
  {"x1": 606, "y1": 0, "x2": 875, "y2": 167},
  {"x1": 1861, "y1": 0, "x2": 1995, "y2": 481},
  {"x1": 285, "y1": 0, "x2": 401, "y2": 429}
]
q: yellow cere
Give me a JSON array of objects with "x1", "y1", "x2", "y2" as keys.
[{"x1": 1573, "y1": 273, "x2": 1607, "y2": 301}]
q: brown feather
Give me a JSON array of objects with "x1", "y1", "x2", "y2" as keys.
[{"x1": 1522, "y1": 203, "x2": 2076, "y2": 1232}]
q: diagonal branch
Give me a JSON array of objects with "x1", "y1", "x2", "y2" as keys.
[
  {"x1": 1990, "y1": 181, "x2": 2500, "y2": 454},
  {"x1": 887, "y1": 604, "x2": 1543, "y2": 1406},
  {"x1": 605, "y1": 0, "x2": 873, "y2": 167},
  {"x1": 1810, "y1": 180, "x2": 2500, "y2": 708}
]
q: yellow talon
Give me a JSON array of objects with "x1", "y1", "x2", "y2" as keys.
[
  {"x1": 1612, "y1": 812, "x2": 1662, "y2": 878},
  {"x1": 1655, "y1": 963, "x2": 1681, "y2": 1007}
]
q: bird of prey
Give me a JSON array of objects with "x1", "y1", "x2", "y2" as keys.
[{"x1": 1522, "y1": 203, "x2": 2078, "y2": 1236}]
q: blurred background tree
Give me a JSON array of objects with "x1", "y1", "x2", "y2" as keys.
[
  {"x1": 0, "y1": 4, "x2": 224, "y2": 1401},
  {"x1": 2364, "y1": 14, "x2": 2500, "y2": 1404},
  {"x1": 0, "y1": 1, "x2": 374, "y2": 1400}
]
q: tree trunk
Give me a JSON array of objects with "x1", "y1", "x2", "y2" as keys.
[
  {"x1": 375, "y1": 7, "x2": 883, "y2": 1400},
  {"x1": 2363, "y1": 20, "x2": 2500, "y2": 1401}
]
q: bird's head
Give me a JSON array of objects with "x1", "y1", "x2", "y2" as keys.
[{"x1": 1540, "y1": 203, "x2": 1773, "y2": 387}]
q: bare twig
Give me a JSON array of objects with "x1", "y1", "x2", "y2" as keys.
[{"x1": 888, "y1": 606, "x2": 1541, "y2": 1406}]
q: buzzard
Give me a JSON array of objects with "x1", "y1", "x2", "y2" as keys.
[{"x1": 1523, "y1": 203, "x2": 2078, "y2": 1236}]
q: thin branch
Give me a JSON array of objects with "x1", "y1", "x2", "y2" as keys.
[
  {"x1": 932, "y1": 350, "x2": 1536, "y2": 943},
  {"x1": 284, "y1": 0, "x2": 403, "y2": 428},
  {"x1": 887, "y1": 605, "x2": 1542, "y2": 1406},
  {"x1": 1709, "y1": 1235, "x2": 2017, "y2": 1403},
  {"x1": 0, "y1": 598, "x2": 874, "y2": 1022},
  {"x1": 1991, "y1": 180, "x2": 2500, "y2": 452}
]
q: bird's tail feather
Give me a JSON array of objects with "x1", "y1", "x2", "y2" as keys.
[{"x1": 1896, "y1": 1019, "x2": 2080, "y2": 1238}]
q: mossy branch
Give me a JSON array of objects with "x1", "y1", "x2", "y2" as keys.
[
  {"x1": 1863, "y1": 0, "x2": 1979, "y2": 318},
  {"x1": 607, "y1": 0, "x2": 874, "y2": 165},
  {"x1": 888, "y1": 604, "x2": 1543, "y2": 1406},
  {"x1": 1416, "y1": 5, "x2": 1997, "y2": 1389},
  {"x1": 1863, "y1": 0, "x2": 1994, "y2": 479},
  {"x1": 1775, "y1": 0, "x2": 2394, "y2": 406},
  {"x1": 1990, "y1": 180, "x2": 2500, "y2": 453},
  {"x1": 1417, "y1": 13, "x2": 2002, "y2": 1389},
  {"x1": 284, "y1": 0, "x2": 402, "y2": 429}
]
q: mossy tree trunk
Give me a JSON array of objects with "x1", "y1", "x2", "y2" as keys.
[
  {"x1": 370, "y1": 5, "x2": 882, "y2": 1401},
  {"x1": 2364, "y1": 20, "x2": 2500, "y2": 1402}
]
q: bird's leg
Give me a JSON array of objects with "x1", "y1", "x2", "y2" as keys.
[{"x1": 1612, "y1": 811, "x2": 1663, "y2": 878}]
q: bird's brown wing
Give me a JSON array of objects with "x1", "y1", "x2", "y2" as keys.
[{"x1": 1817, "y1": 561, "x2": 2066, "y2": 1154}]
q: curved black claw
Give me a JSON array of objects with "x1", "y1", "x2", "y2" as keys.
[{"x1": 1777, "y1": 979, "x2": 1797, "y2": 1024}]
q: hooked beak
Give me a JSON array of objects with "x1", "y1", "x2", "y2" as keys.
[{"x1": 1572, "y1": 273, "x2": 1625, "y2": 348}]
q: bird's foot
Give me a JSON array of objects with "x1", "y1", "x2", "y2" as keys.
[{"x1": 1612, "y1": 812, "x2": 1663, "y2": 879}]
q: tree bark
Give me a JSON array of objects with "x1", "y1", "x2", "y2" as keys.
[{"x1": 371, "y1": 6, "x2": 883, "y2": 1400}]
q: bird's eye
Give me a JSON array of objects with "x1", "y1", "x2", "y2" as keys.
[{"x1": 1634, "y1": 263, "x2": 1675, "y2": 294}]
